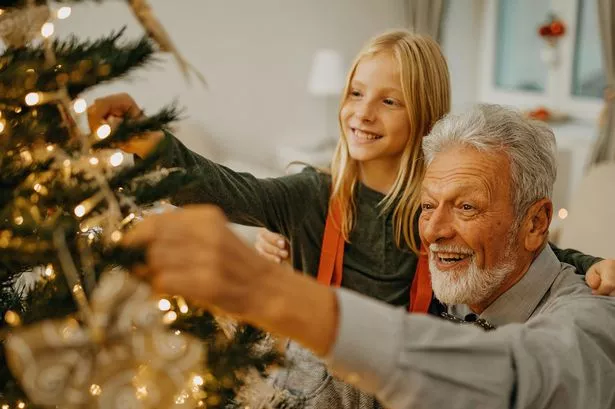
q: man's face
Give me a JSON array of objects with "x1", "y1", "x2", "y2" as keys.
[{"x1": 419, "y1": 146, "x2": 521, "y2": 306}]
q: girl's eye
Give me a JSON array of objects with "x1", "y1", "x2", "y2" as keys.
[
  {"x1": 422, "y1": 203, "x2": 433, "y2": 211},
  {"x1": 383, "y1": 98, "x2": 398, "y2": 106},
  {"x1": 350, "y1": 90, "x2": 362, "y2": 97}
]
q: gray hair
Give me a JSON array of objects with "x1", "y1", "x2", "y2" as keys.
[{"x1": 422, "y1": 104, "x2": 557, "y2": 222}]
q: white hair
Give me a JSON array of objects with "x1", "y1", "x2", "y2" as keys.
[{"x1": 422, "y1": 104, "x2": 557, "y2": 223}]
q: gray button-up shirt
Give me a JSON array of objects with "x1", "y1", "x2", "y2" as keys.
[{"x1": 326, "y1": 246, "x2": 615, "y2": 409}]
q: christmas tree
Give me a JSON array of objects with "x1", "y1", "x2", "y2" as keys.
[{"x1": 0, "y1": 1, "x2": 281, "y2": 408}]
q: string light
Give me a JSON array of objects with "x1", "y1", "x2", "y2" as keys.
[
  {"x1": 1, "y1": 404, "x2": 8, "y2": 409},
  {"x1": 163, "y1": 311, "x2": 178, "y2": 324},
  {"x1": 74, "y1": 205, "x2": 86, "y2": 218},
  {"x1": 110, "y1": 230, "x2": 122, "y2": 242},
  {"x1": 109, "y1": 152, "x2": 124, "y2": 167},
  {"x1": 558, "y1": 208, "x2": 568, "y2": 220},
  {"x1": 56, "y1": 6, "x2": 72, "y2": 19},
  {"x1": 0, "y1": 121, "x2": 5, "y2": 133},
  {"x1": 73, "y1": 98, "x2": 87, "y2": 113},
  {"x1": 14, "y1": 216, "x2": 23, "y2": 225},
  {"x1": 177, "y1": 296, "x2": 189, "y2": 314},
  {"x1": 41, "y1": 22, "x2": 55, "y2": 38},
  {"x1": 16, "y1": 402, "x2": 24, "y2": 409},
  {"x1": 25, "y1": 92, "x2": 40, "y2": 106},
  {"x1": 158, "y1": 298, "x2": 172, "y2": 312},
  {"x1": 4, "y1": 310, "x2": 21, "y2": 326},
  {"x1": 96, "y1": 124, "x2": 111, "y2": 139},
  {"x1": 89, "y1": 383, "x2": 102, "y2": 396},
  {"x1": 192, "y1": 375, "x2": 204, "y2": 386},
  {"x1": 89, "y1": 157, "x2": 99, "y2": 166},
  {"x1": 46, "y1": 145, "x2": 54, "y2": 152},
  {"x1": 43, "y1": 264, "x2": 54, "y2": 278}
]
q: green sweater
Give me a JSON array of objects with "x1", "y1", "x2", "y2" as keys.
[{"x1": 151, "y1": 133, "x2": 600, "y2": 309}]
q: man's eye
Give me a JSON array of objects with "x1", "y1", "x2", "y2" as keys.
[{"x1": 462, "y1": 204, "x2": 474, "y2": 211}]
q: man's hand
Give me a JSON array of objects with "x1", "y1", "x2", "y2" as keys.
[
  {"x1": 123, "y1": 205, "x2": 339, "y2": 356},
  {"x1": 87, "y1": 92, "x2": 164, "y2": 158},
  {"x1": 586, "y1": 259, "x2": 615, "y2": 296}
]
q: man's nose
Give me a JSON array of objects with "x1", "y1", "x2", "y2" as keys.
[{"x1": 421, "y1": 207, "x2": 456, "y2": 244}]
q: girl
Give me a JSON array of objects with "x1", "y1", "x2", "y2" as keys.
[{"x1": 92, "y1": 30, "x2": 605, "y2": 408}]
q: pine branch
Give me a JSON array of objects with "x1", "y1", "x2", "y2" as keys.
[
  {"x1": 0, "y1": 29, "x2": 158, "y2": 105},
  {"x1": 93, "y1": 104, "x2": 181, "y2": 149}
]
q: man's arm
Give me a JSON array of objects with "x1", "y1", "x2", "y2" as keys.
[{"x1": 325, "y1": 290, "x2": 615, "y2": 409}]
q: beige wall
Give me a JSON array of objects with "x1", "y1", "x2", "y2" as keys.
[{"x1": 54, "y1": 0, "x2": 480, "y2": 165}]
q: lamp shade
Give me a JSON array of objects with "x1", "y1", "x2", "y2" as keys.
[{"x1": 307, "y1": 49, "x2": 345, "y2": 96}]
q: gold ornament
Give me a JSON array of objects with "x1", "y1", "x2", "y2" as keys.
[
  {"x1": 5, "y1": 271, "x2": 204, "y2": 409},
  {"x1": 0, "y1": 6, "x2": 50, "y2": 48},
  {"x1": 127, "y1": 0, "x2": 205, "y2": 84}
]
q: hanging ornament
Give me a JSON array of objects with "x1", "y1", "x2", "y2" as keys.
[
  {"x1": 0, "y1": 5, "x2": 50, "y2": 48},
  {"x1": 126, "y1": 0, "x2": 206, "y2": 85},
  {"x1": 5, "y1": 270, "x2": 205, "y2": 409}
]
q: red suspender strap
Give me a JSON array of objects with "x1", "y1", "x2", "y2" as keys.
[
  {"x1": 316, "y1": 201, "x2": 433, "y2": 313},
  {"x1": 316, "y1": 201, "x2": 344, "y2": 287},
  {"x1": 409, "y1": 247, "x2": 432, "y2": 314}
]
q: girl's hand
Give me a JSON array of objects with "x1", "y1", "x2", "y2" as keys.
[{"x1": 255, "y1": 228, "x2": 289, "y2": 264}]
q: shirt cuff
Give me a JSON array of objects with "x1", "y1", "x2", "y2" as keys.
[{"x1": 324, "y1": 288, "x2": 405, "y2": 396}]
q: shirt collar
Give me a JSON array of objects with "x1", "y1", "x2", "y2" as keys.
[{"x1": 479, "y1": 245, "x2": 563, "y2": 327}]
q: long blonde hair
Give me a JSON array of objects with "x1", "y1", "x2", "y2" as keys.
[{"x1": 329, "y1": 30, "x2": 451, "y2": 253}]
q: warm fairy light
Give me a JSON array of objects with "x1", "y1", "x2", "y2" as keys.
[
  {"x1": 110, "y1": 230, "x2": 122, "y2": 242},
  {"x1": 46, "y1": 144, "x2": 54, "y2": 152},
  {"x1": 89, "y1": 157, "x2": 99, "y2": 165},
  {"x1": 17, "y1": 402, "x2": 24, "y2": 409},
  {"x1": 197, "y1": 401, "x2": 205, "y2": 407},
  {"x1": 163, "y1": 310, "x2": 178, "y2": 324},
  {"x1": 63, "y1": 159, "x2": 71, "y2": 167},
  {"x1": 136, "y1": 385, "x2": 148, "y2": 399},
  {"x1": 2, "y1": 404, "x2": 8, "y2": 409},
  {"x1": 25, "y1": 92, "x2": 40, "y2": 106},
  {"x1": 4, "y1": 310, "x2": 21, "y2": 326},
  {"x1": 14, "y1": 216, "x2": 23, "y2": 225},
  {"x1": 88, "y1": 232, "x2": 95, "y2": 241},
  {"x1": 192, "y1": 375, "x2": 204, "y2": 386},
  {"x1": 89, "y1": 383, "x2": 102, "y2": 396},
  {"x1": 41, "y1": 22, "x2": 55, "y2": 38},
  {"x1": 177, "y1": 296, "x2": 189, "y2": 314},
  {"x1": 0, "y1": 121, "x2": 5, "y2": 133},
  {"x1": 73, "y1": 98, "x2": 87, "y2": 113},
  {"x1": 43, "y1": 264, "x2": 54, "y2": 278},
  {"x1": 57, "y1": 6, "x2": 72, "y2": 19},
  {"x1": 33, "y1": 183, "x2": 42, "y2": 192},
  {"x1": 109, "y1": 152, "x2": 124, "y2": 167},
  {"x1": 158, "y1": 298, "x2": 172, "y2": 311},
  {"x1": 558, "y1": 208, "x2": 568, "y2": 220},
  {"x1": 96, "y1": 124, "x2": 111, "y2": 139},
  {"x1": 74, "y1": 205, "x2": 86, "y2": 218}
]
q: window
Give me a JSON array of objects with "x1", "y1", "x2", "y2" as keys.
[
  {"x1": 572, "y1": 0, "x2": 605, "y2": 99},
  {"x1": 479, "y1": 0, "x2": 603, "y2": 120}
]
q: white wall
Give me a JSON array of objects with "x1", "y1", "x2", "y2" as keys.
[{"x1": 54, "y1": 1, "x2": 408, "y2": 164}]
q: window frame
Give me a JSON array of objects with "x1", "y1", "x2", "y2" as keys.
[{"x1": 478, "y1": 0, "x2": 602, "y2": 120}]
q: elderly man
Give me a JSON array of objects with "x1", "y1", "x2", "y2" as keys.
[{"x1": 125, "y1": 104, "x2": 615, "y2": 409}]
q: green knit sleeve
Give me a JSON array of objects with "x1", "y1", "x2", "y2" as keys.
[
  {"x1": 145, "y1": 131, "x2": 326, "y2": 237},
  {"x1": 549, "y1": 242, "x2": 603, "y2": 276}
]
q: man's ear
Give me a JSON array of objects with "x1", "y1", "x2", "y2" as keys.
[{"x1": 522, "y1": 199, "x2": 553, "y2": 252}]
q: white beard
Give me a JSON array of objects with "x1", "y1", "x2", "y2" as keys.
[{"x1": 429, "y1": 241, "x2": 516, "y2": 306}]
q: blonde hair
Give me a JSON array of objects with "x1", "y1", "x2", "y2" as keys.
[{"x1": 329, "y1": 29, "x2": 451, "y2": 253}]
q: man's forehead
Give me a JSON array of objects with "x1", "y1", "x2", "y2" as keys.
[{"x1": 422, "y1": 147, "x2": 510, "y2": 195}]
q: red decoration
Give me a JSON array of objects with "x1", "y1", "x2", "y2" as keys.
[
  {"x1": 527, "y1": 106, "x2": 551, "y2": 122},
  {"x1": 538, "y1": 14, "x2": 566, "y2": 45}
]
